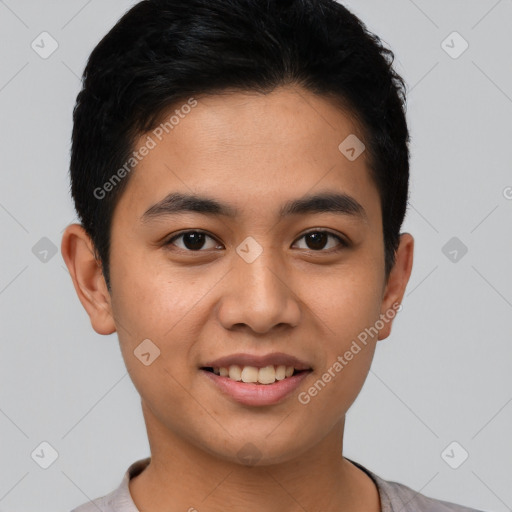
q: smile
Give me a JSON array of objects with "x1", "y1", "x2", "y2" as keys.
[
  {"x1": 200, "y1": 366, "x2": 313, "y2": 406},
  {"x1": 201, "y1": 364, "x2": 304, "y2": 385}
]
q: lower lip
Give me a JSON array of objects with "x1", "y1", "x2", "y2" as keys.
[{"x1": 200, "y1": 369, "x2": 312, "y2": 406}]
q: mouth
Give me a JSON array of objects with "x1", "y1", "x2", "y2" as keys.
[
  {"x1": 200, "y1": 365, "x2": 313, "y2": 407},
  {"x1": 199, "y1": 352, "x2": 313, "y2": 405},
  {"x1": 200, "y1": 365, "x2": 310, "y2": 385}
]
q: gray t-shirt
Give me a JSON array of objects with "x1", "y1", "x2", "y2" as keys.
[{"x1": 71, "y1": 457, "x2": 485, "y2": 512}]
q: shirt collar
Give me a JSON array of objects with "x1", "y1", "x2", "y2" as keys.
[{"x1": 111, "y1": 456, "x2": 392, "y2": 512}]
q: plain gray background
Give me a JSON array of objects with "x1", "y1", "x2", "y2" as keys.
[{"x1": 0, "y1": 1, "x2": 511, "y2": 511}]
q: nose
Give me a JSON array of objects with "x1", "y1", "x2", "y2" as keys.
[{"x1": 217, "y1": 247, "x2": 301, "y2": 334}]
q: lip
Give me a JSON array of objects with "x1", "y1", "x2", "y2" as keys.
[
  {"x1": 201, "y1": 368, "x2": 312, "y2": 406},
  {"x1": 200, "y1": 352, "x2": 313, "y2": 371}
]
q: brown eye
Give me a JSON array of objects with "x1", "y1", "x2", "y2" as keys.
[
  {"x1": 293, "y1": 230, "x2": 348, "y2": 251},
  {"x1": 166, "y1": 231, "x2": 221, "y2": 251}
]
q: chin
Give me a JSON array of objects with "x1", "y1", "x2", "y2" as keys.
[{"x1": 199, "y1": 432, "x2": 310, "y2": 467}]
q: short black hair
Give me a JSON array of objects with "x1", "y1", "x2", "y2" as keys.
[{"x1": 70, "y1": 0, "x2": 410, "y2": 290}]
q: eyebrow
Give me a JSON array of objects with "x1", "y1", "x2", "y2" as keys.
[{"x1": 141, "y1": 191, "x2": 368, "y2": 222}]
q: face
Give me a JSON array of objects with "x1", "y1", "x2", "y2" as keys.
[{"x1": 65, "y1": 85, "x2": 413, "y2": 466}]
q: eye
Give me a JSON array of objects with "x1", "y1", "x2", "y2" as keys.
[
  {"x1": 164, "y1": 229, "x2": 348, "y2": 253},
  {"x1": 293, "y1": 230, "x2": 348, "y2": 252},
  {"x1": 165, "y1": 230, "x2": 222, "y2": 251}
]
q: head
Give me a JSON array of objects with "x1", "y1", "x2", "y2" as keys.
[{"x1": 62, "y1": 0, "x2": 413, "y2": 465}]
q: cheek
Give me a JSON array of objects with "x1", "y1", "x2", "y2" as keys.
[
  {"x1": 108, "y1": 255, "x2": 201, "y2": 413},
  {"x1": 108, "y1": 247, "x2": 218, "y2": 390},
  {"x1": 293, "y1": 325, "x2": 377, "y2": 443},
  {"x1": 300, "y1": 261, "x2": 382, "y2": 406},
  {"x1": 308, "y1": 262, "x2": 383, "y2": 337},
  {"x1": 303, "y1": 346, "x2": 376, "y2": 434},
  {"x1": 109, "y1": 245, "x2": 199, "y2": 337}
]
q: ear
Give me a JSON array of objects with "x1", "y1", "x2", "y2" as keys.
[
  {"x1": 61, "y1": 224, "x2": 116, "y2": 335},
  {"x1": 377, "y1": 232, "x2": 414, "y2": 341}
]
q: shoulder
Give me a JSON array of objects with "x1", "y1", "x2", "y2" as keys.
[
  {"x1": 70, "y1": 489, "x2": 117, "y2": 512},
  {"x1": 346, "y1": 458, "x2": 485, "y2": 512},
  {"x1": 69, "y1": 457, "x2": 150, "y2": 512},
  {"x1": 372, "y1": 471, "x2": 486, "y2": 512}
]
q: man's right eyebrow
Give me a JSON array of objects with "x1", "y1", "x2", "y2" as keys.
[
  {"x1": 141, "y1": 191, "x2": 368, "y2": 222},
  {"x1": 141, "y1": 192, "x2": 238, "y2": 221}
]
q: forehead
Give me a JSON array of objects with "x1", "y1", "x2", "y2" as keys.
[{"x1": 114, "y1": 86, "x2": 381, "y2": 226}]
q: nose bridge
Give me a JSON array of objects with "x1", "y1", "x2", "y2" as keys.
[
  {"x1": 243, "y1": 247, "x2": 284, "y2": 304},
  {"x1": 217, "y1": 241, "x2": 300, "y2": 333}
]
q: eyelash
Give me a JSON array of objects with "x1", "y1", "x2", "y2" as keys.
[{"x1": 164, "y1": 229, "x2": 349, "y2": 253}]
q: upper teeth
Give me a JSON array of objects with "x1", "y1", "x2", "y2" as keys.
[{"x1": 213, "y1": 365, "x2": 296, "y2": 384}]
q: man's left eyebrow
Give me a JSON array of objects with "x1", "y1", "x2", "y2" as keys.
[
  {"x1": 279, "y1": 191, "x2": 368, "y2": 222},
  {"x1": 141, "y1": 191, "x2": 368, "y2": 222}
]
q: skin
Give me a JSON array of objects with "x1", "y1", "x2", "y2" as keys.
[{"x1": 62, "y1": 85, "x2": 414, "y2": 512}]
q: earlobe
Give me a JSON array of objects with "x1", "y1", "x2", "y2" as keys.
[
  {"x1": 61, "y1": 224, "x2": 116, "y2": 335},
  {"x1": 377, "y1": 233, "x2": 414, "y2": 341}
]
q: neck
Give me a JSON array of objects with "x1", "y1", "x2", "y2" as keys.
[{"x1": 129, "y1": 402, "x2": 381, "y2": 512}]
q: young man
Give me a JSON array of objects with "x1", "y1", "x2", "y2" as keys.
[{"x1": 62, "y1": 1, "x2": 483, "y2": 511}]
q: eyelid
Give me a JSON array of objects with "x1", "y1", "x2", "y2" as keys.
[
  {"x1": 164, "y1": 228, "x2": 349, "y2": 252},
  {"x1": 165, "y1": 229, "x2": 220, "y2": 250},
  {"x1": 293, "y1": 229, "x2": 349, "y2": 250}
]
